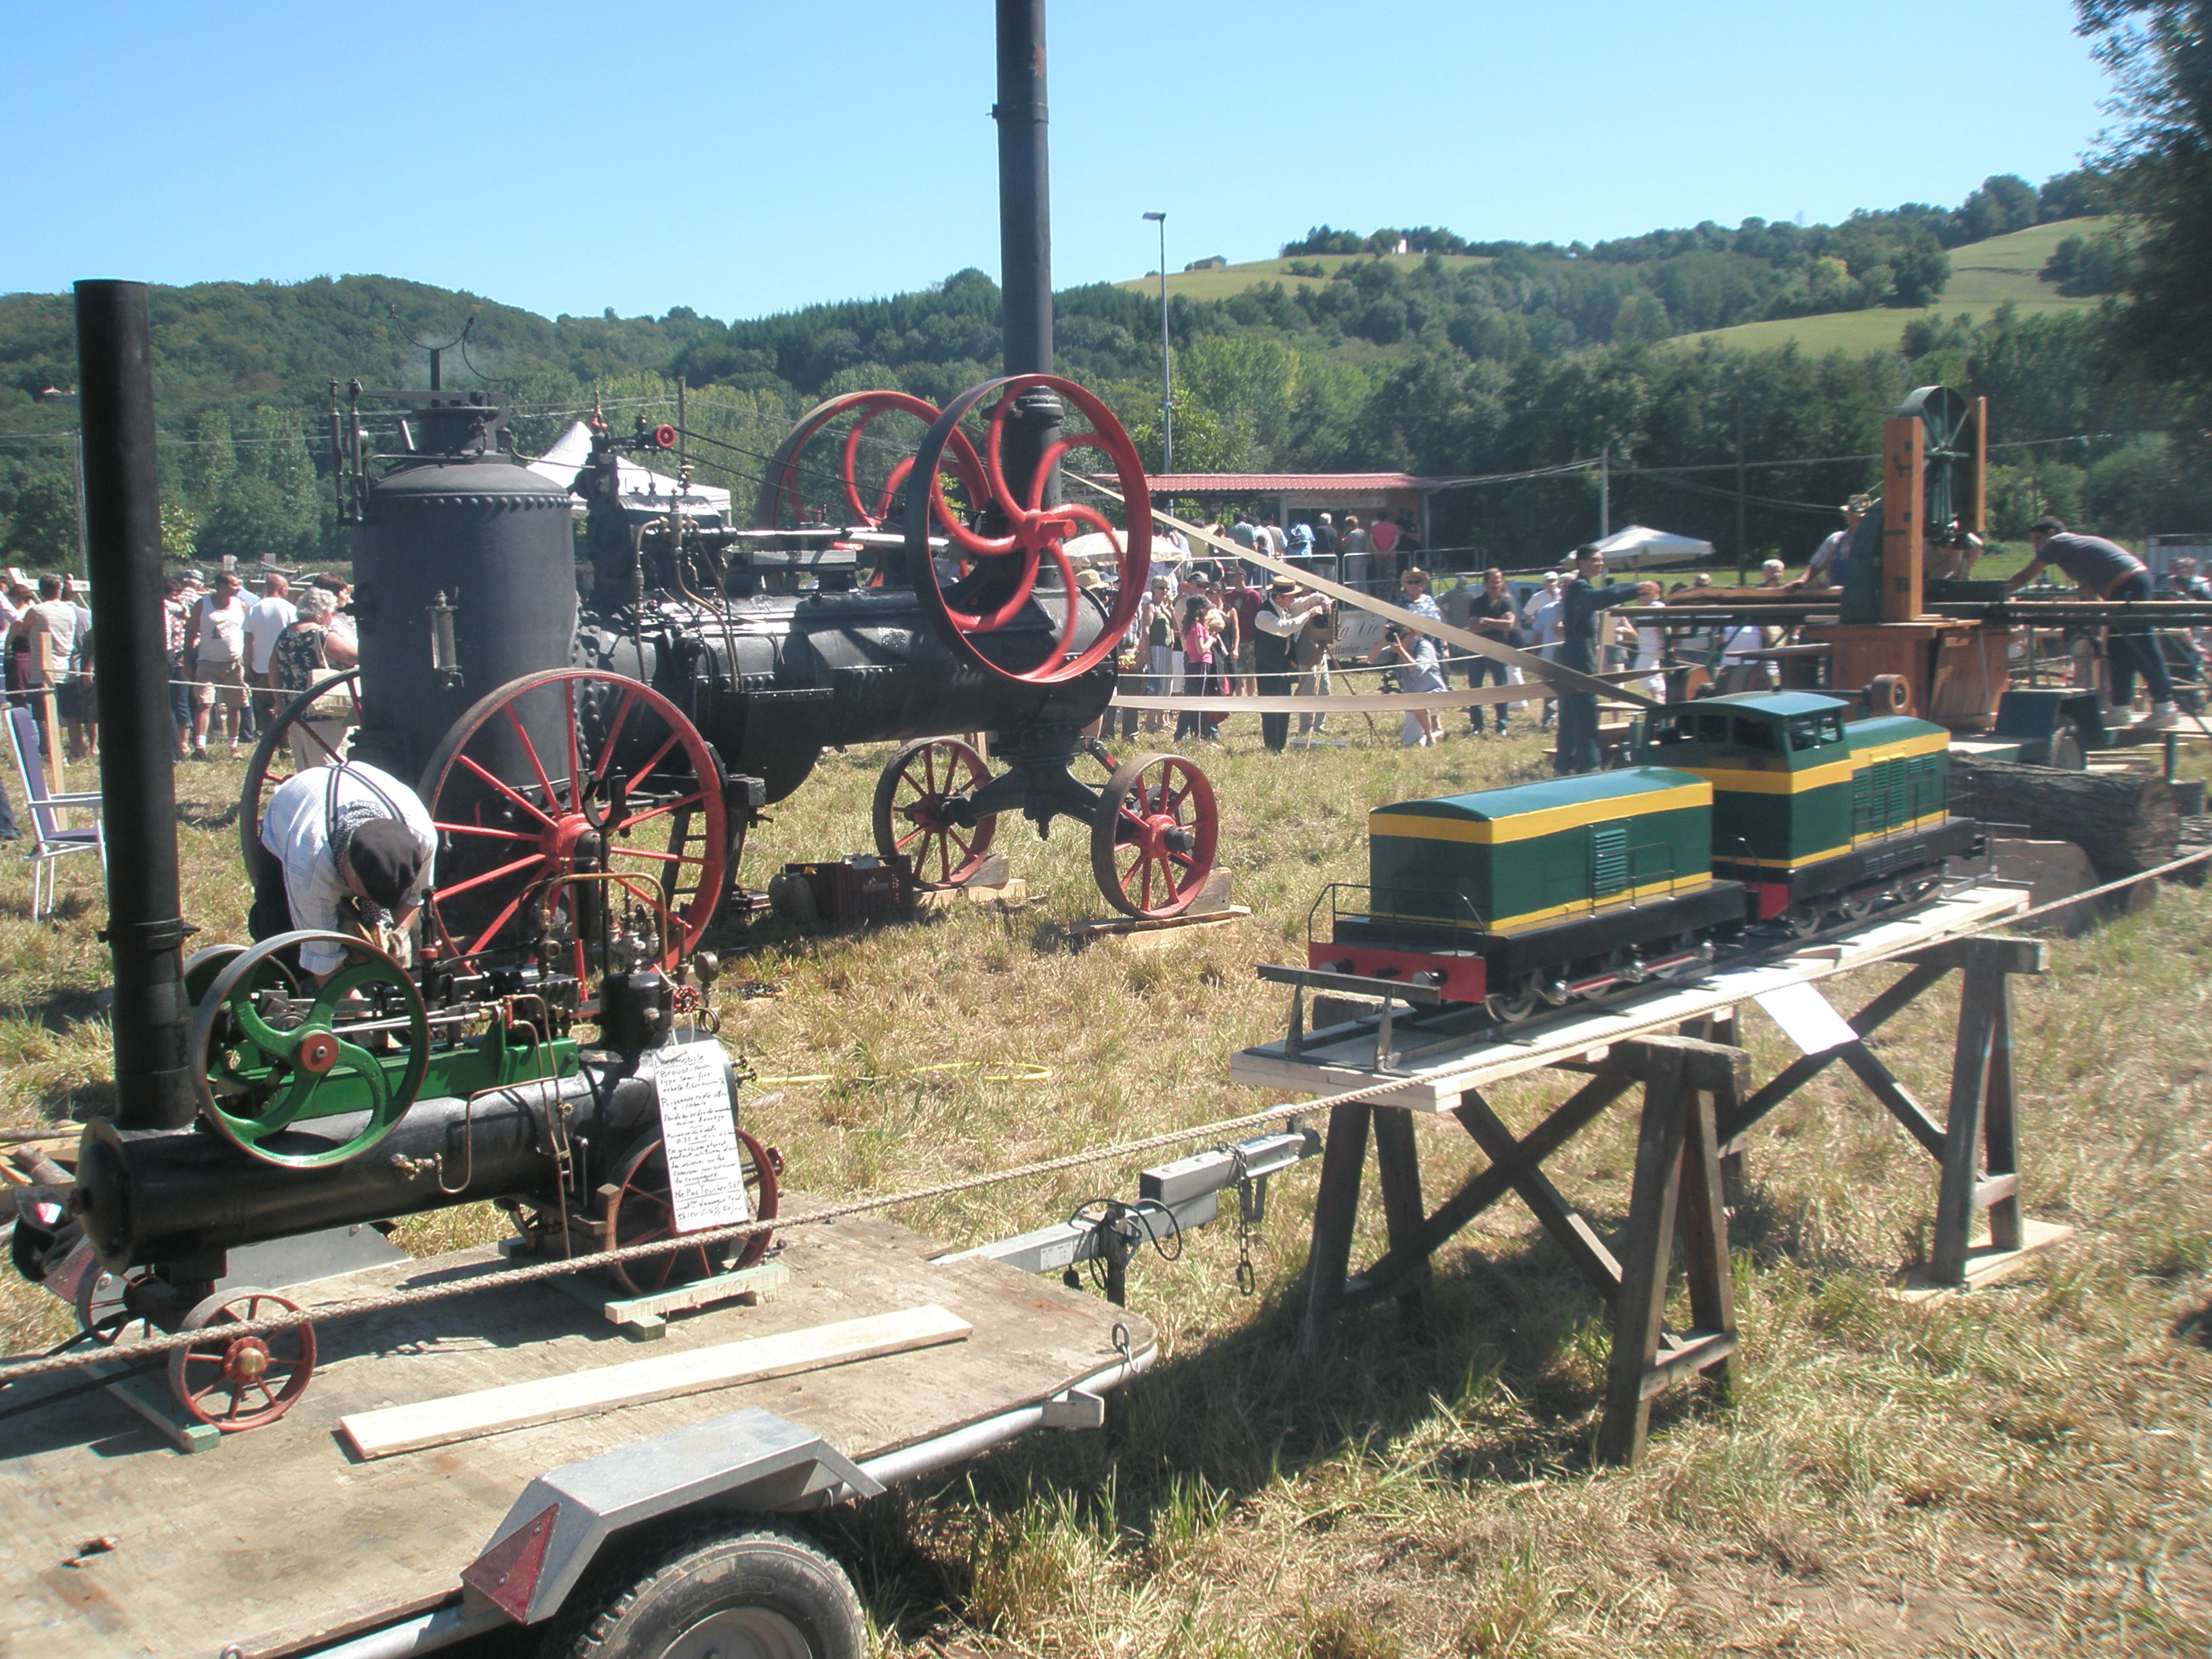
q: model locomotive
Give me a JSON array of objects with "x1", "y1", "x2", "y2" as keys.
[{"x1": 1303, "y1": 691, "x2": 1980, "y2": 1023}]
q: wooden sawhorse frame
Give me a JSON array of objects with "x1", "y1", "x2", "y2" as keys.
[
  {"x1": 1704, "y1": 933, "x2": 2057, "y2": 1291},
  {"x1": 1297, "y1": 1035, "x2": 1750, "y2": 1466}
]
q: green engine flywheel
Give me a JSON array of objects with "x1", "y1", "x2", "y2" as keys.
[{"x1": 186, "y1": 930, "x2": 430, "y2": 1169}]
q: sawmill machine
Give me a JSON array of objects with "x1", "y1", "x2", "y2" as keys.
[{"x1": 9, "y1": 285, "x2": 780, "y2": 1437}]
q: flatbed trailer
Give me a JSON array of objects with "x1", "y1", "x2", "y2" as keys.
[{"x1": 0, "y1": 1203, "x2": 1154, "y2": 1659}]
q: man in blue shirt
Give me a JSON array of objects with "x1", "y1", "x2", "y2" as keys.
[{"x1": 2005, "y1": 516, "x2": 2177, "y2": 728}]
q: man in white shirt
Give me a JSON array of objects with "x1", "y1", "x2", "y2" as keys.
[
  {"x1": 1521, "y1": 573, "x2": 1565, "y2": 729},
  {"x1": 243, "y1": 573, "x2": 297, "y2": 735},
  {"x1": 253, "y1": 762, "x2": 438, "y2": 981},
  {"x1": 190, "y1": 570, "x2": 250, "y2": 758},
  {"x1": 9, "y1": 574, "x2": 85, "y2": 759}
]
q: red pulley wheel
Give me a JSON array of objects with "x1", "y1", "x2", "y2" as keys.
[{"x1": 653, "y1": 424, "x2": 678, "y2": 450}]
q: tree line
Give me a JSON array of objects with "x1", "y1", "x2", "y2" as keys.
[{"x1": 0, "y1": 152, "x2": 2200, "y2": 575}]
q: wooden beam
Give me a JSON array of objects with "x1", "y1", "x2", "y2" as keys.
[
  {"x1": 338, "y1": 1305, "x2": 972, "y2": 1460},
  {"x1": 1881, "y1": 413, "x2": 1925, "y2": 623}
]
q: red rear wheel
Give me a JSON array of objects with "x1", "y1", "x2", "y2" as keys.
[
  {"x1": 167, "y1": 1287, "x2": 316, "y2": 1433},
  {"x1": 872, "y1": 737, "x2": 997, "y2": 888},
  {"x1": 420, "y1": 670, "x2": 727, "y2": 981},
  {"x1": 607, "y1": 1130, "x2": 780, "y2": 1297},
  {"x1": 1090, "y1": 752, "x2": 1218, "y2": 919}
]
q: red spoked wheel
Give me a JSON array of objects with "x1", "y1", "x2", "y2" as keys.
[
  {"x1": 901, "y1": 373, "x2": 1152, "y2": 685},
  {"x1": 167, "y1": 1286, "x2": 316, "y2": 1433},
  {"x1": 1090, "y1": 752, "x2": 1218, "y2": 919},
  {"x1": 606, "y1": 1129, "x2": 781, "y2": 1297},
  {"x1": 871, "y1": 737, "x2": 997, "y2": 889},
  {"x1": 755, "y1": 390, "x2": 988, "y2": 530},
  {"x1": 420, "y1": 669, "x2": 728, "y2": 980},
  {"x1": 239, "y1": 670, "x2": 362, "y2": 882}
]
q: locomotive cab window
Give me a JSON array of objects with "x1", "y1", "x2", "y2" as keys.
[
  {"x1": 1731, "y1": 718, "x2": 1777, "y2": 752},
  {"x1": 1696, "y1": 714, "x2": 1730, "y2": 743},
  {"x1": 1650, "y1": 714, "x2": 1698, "y2": 745},
  {"x1": 1786, "y1": 713, "x2": 1844, "y2": 752}
]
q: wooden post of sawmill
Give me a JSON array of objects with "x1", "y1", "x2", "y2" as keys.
[
  {"x1": 1880, "y1": 413, "x2": 1925, "y2": 623},
  {"x1": 1967, "y1": 396, "x2": 1988, "y2": 537}
]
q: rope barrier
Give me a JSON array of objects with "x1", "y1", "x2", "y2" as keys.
[{"x1": 3, "y1": 844, "x2": 2207, "y2": 1392}]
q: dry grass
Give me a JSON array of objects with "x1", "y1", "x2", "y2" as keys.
[{"x1": 3, "y1": 708, "x2": 2210, "y2": 1656}]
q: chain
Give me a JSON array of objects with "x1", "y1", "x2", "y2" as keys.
[{"x1": 1224, "y1": 1145, "x2": 1258, "y2": 1297}]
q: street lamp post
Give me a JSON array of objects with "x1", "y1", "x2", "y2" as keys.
[{"x1": 1143, "y1": 211, "x2": 1172, "y2": 474}]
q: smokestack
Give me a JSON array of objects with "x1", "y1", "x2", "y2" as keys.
[
  {"x1": 74, "y1": 280, "x2": 195, "y2": 1131},
  {"x1": 993, "y1": 0, "x2": 1061, "y2": 508}
]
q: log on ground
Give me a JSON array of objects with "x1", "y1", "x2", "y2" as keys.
[{"x1": 1954, "y1": 756, "x2": 2179, "y2": 882}]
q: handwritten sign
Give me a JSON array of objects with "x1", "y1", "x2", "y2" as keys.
[{"x1": 655, "y1": 1042, "x2": 751, "y2": 1235}]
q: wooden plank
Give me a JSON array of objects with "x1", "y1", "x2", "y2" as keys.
[
  {"x1": 340, "y1": 1305, "x2": 972, "y2": 1460},
  {"x1": 532, "y1": 1258, "x2": 790, "y2": 1341},
  {"x1": 1597, "y1": 1045, "x2": 1695, "y2": 1467},
  {"x1": 1297, "y1": 1103, "x2": 1372, "y2": 1352},
  {"x1": 1638, "y1": 1331, "x2": 1738, "y2": 1401},
  {"x1": 85, "y1": 1361, "x2": 220, "y2": 1455},
  {"x1": 1889, "y1": 1218, "x2": 2075, "y2": 1303}
]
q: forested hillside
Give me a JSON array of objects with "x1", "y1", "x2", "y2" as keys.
[{"x1": 1, "y1": 166, "x2": 2203, "y2": 571}]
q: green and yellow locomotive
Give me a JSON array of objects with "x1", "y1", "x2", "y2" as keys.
[{"x1": 1306, "y1": 691, "x2": 1979, "y2": 1023}]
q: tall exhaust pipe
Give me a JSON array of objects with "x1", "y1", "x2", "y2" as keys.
[
  {"x1": 75, "y1": 280, "x2": 195, "y2": 1131},
  {"x1": 993, "y1": 0, "x2": 1061, "y2": 506}
]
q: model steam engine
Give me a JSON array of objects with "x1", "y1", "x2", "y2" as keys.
[{"x1": 1302, "y1": 691, "x2": 1981, "y2": 1024}]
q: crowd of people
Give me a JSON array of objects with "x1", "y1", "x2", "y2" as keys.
[{"x1": 0, "y1": 562, "x2": 361, "y2": 773}]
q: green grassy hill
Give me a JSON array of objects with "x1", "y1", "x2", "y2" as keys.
[
  {"x1": 1118, "y1": 250, "x2": 1493, "y2": 304},
  {"x1": 1673, "y1": 217, "x2": 2110, "y2": 354}
]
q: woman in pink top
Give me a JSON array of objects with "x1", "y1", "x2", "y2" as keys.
[{"x1": 1174, "y1": 594, "x2": 1221, "y2": 742}]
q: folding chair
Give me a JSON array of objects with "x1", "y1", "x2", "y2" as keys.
[{"x1": 6, "y1": 704, "x2": 100, "y2": 920}]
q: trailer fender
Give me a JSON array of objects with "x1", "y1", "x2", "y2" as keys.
[{"x1": 460, "y1": 1406, "x2": 881, "y2": 1625}]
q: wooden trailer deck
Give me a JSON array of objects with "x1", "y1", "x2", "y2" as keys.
[{"x1": 0, "y1": 1205, "x2": 1153, "y2": 1659}]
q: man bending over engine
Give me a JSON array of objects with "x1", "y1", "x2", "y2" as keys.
[{"x1": 253, "y1": 762, "x2": 437, "y2": 981}]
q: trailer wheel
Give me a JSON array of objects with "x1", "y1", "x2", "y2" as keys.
[{"x1": 550, "y1": 1528, "x2": 864, "y2": 1659}]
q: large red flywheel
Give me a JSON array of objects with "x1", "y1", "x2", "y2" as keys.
[
  {"x1": 900, "y1": 373, "x2": 1152, "y2": 686},
  {"x1": 756, "y1": 389, "x2": 989, "y2": 531},
  {"x1": 420, "y1": 668, "x2": 728, "y2": 980}
]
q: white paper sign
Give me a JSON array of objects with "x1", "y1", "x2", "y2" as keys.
[
  {"x1": 655, "y1": 1043, "x2": 752, "y2": 1235},
  {"x1": 1752, "y1": 982, "x2": 1858, "y2": 1057}
]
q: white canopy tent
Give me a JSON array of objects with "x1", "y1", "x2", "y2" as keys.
[
  {"x1": 1585, "y1": 524, "x2": 1713, "y2": 569},
  {"x1": 529, "y1": 421, "x2": 734, "y2": 521}
]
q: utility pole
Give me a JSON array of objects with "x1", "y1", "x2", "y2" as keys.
[
  {"x1": 1599, "y1": 444, "x2": 1610, "y2": 539},
  {"x1": 1144, "y1": 211, "x2": 1172, "y2": 474},
  {"x1": 676, "y1": 374, "x2": 687, "y2": 476}
]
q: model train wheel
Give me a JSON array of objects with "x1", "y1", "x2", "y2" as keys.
[
  {"x1": 167, "y1": 1286, "x2": 316, "y2": 1433},
  {"x1": 1090, "y1": 753, "x2": 1218, "y2": 920},
  {"x1": 421, "y1": 668, "x2": 729, "y2": 979},
  {"x1": 872, "y1": 738, "x2": 997, "y2": 888},
  {"x1": 1484, "y1": 982, "x2": 1542, "y2": 1026},
  {"x1": 607, "y1": 1129, "x2": 780, "y2": 1298},
  {"x1": 903, "y1": 373, "x2": 1151, "y2": 686},
  {"x1": 239, "y1": 670, "x2": 362, "y2": 882},
  {"x1": 188, "y1": 931, "x2": 428, "y2": 1169}
]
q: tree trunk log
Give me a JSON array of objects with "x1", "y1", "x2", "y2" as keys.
[{"x1": 1954, "y1": 757, "x2": 2179, "y2": 881}]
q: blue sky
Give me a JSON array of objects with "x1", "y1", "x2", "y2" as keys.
[{"x1": 1, "y1": 1, "x2": 2111, "y2": 323}]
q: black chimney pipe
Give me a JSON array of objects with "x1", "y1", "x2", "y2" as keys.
[
  {"x1": 993, "y1": 0, "x2": 1061, "y2": 508},
  {"x1": 75, "y1": 281, "x2": 195, "y2": 1131}
]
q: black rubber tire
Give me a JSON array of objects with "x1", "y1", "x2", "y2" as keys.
[{"x1": 546, "y1": 1528, "x2": 864, "y2": 1659}]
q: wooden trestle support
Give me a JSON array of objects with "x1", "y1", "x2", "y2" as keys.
[{"x1": 1274, "y1": 903, "x2": 2062, "y2": 1466}]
